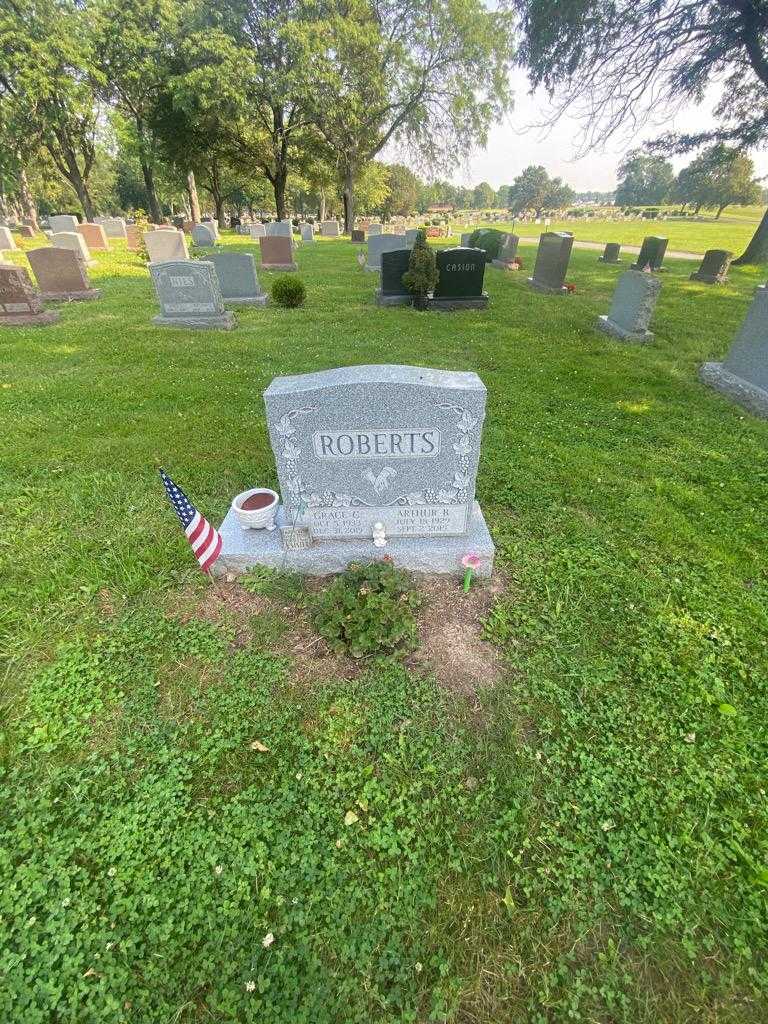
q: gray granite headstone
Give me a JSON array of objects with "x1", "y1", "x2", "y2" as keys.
[
  {"x1": 320, "y1": 220, "x2": 340, "y2": 237},
  {"x1": 267, "y1": 221, "x2": 292, "y2": 238},
  {"x1": 596, "y1": 269, "x2": 661, "y2": 342},
  {"x1": 207, "y1": 251, "x2": 267, "y2": 306},
  {"x1": 145, "y1": 229, "x2": 189, "y2": 262},
  {"x1": 192, "y1": 223, "x2": 216, "y2": 247},
  {"x1": 102, "y1": 217, "x2": 127, "y2": 239},
  {"x1": 149, "y1": 259, "x2": 234, "y2": 329},
  {"x1": 49, "y1": 214, "x2": 79, "y2": 233},
  {"x1": 433, "y1": 248, "x2": 488, "y2": 309},
  {"x1": 690, "y1": 249, "x2": 733, "y2": 284},
  {"x1": 492, "y1": 233, "x2": 519, "y2": 268},
  {"x1": 405, "y1": 229, "x2": 419, "y2": 248},
  {"x1": 367, "y1": 223, "x2": 382, "y2": 236},
  {"x1": 215, "y1": 364, "x2": 495, "y2": 577},
  {"x1": 366, "y1": 233, "x2": 404, "y2": 272},
  {"x1": 250, "y1": 223, "x2": 266, "y2": 240},
  {"x1": 460, "y1": 232, "x2": 473, "y2": 247},
  {"x1": 376, "y1": 249, "x2": 412, "y2": 306},
  {"x1": 631, "y1": 236, "x2": 668, "y2": 271},
  {"x1": 300, "y1": 223, "x2": 315, "y2": 242},
  {"x1": 700, "y1": 284, "x2": 768, "y2": 417},
  {"x1": 599, "y1": 242, "x2": 622, "y2": 263},
  {"x1": 528, "y1": 232, "x2": 573, "y2": 293}
]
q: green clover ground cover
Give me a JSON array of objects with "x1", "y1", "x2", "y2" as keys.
[{"x1": 1, "y1": 233, "x2": 767, "y2": 1021}]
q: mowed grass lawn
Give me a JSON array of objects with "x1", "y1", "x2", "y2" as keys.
[
  {"x1": 1, "y1": 232, "x2": 767, "y2": 1023},
  {"x1": 477, "y1": 212, "x2": 763, "y2": 255}
]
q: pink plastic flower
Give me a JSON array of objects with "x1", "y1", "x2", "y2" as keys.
[{"x1": 462, "y1": 553, "x2": 481, "y2": 571}]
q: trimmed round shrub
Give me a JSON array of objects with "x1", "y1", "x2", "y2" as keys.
[
  {"x1": 271, "y1": 275, "x2": 306, "y2": 308},
  {"x1": 468, "y1": 227, "x2": 505, "y2": 262}
]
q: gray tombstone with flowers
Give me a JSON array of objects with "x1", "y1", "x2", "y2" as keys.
[{"x1": 215, "y1": 364, "x2": 495, "y2": 577}]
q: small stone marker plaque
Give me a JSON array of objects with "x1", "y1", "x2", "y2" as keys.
[
  {"x1": 351, "y1": 229, "x2": 365, "y2": 243},
  {"x1": 492, "y1": 233, "x2": 519, "y2": 268},
  {"x1": 365, "y1": 233, "x2": 404, "y2": 272},
  {"x1": 631, "y1": 236, "x2": 668, "y2": 271},
  {"x1": 259, "y1": 235, "x2": 297, "y2": 271},
  {"x1": 52, "y1": 231, "x2": 93, "y2": 265},
  {"x1": 27, "y1": 247, "x2": 100, "y2": 301},
  {"x1": 320, "y1": 220, "x2": 340, "y2": 237},
  {"x1": 49, "y1": 214, "x2": 79, "y2": 233},
  {"x1": 0, "y1": 264, "x2": 59, "y2": 325},
  {"x1": 149, "y1": 259, "x2": 234, "y2": 329},
  {"x1": 77, "y1": 223, "x2": 109, "y2": 251},
  {"x1": 280, "y1": 525, "x2": 314, "y2": 550},
  {"x1": 597, "y1": 269, "x2": 661, "y2": 343},
  {"x1": 528, "y1": 232, "x2": 573, "y2": 293},
  {"x1": 432, "y1": 248, "x2": 488, "y2": 310},
  {"x1": 376, "y1": 249, "x2": 412, "y2": 306},
  {"x1": 145, "y1": 229, "x2": 189, "y2": 262},
  {"x1": 701, "y1": 284, "x2": 768, "y2": 417},
  {"x1": 599, "y1": 242, "x2": 622, "y2": 264},
  {"x1": 207, "y1": 251, "x2": 267, "y2": 306},
  {"x1": 192, "y1": 223, "x2": 216, "y2": 247},
  {"x1": 691, "y1": 249, "x2": 733, "y2": 284}
]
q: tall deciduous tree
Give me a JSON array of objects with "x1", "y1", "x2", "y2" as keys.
[
  {"x1": 513, "y1": 0, "x2": 768, "y2": 262},
  {"x1": 0, "y1": 0, "x2": 101, "y2": 219},
  {"x1": 307, "y1": 0, "x2": 514, "y2": 231},
  {"x1": 507, "y1": 164, "x2": 574, "y2": 214},
  {"x1": 615, "y1": 151, "x2": 674, "y2": 206},
  {"x1": 675, "y1": 144, "x2": 762, "y2": 218}
]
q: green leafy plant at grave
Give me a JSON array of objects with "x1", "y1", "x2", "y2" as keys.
[
  {"x1": 134, "y1": 209, "x2": 150, "y2": 263},
  {"x1": 240, "y1": 565, "x2": 306, "y2": 604},
  {"x1": 272, "y1": 275, "x2": 306, "y2": 308},
  {"x1": 468, "y1": 227, "x2": 505, "y2": 261},
  {"x1": 312, "y1": 561, "x2": 422, "y2": 658},
  {"x1": 402, "y1": 229, "x2": 438, "y2": 307}
]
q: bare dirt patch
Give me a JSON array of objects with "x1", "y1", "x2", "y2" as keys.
[{"x1": 409, "y1": 574, "x2": 508, "y2": 698}]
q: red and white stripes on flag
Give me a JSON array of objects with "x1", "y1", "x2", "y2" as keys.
[{"x1": 160, "y1": 468, "x2": 222, "y2": 573}]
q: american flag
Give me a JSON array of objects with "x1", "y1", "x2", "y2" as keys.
[{"x1": 160, "y1": 468, "x2": 222, "y2": 573}]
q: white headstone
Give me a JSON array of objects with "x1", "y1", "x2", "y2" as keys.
[{"x1": 52, "y1": 231, "x2": 92, "y2": 265}]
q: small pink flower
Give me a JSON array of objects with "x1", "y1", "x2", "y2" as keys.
[{"x1": 462, "y1": 553, "x2": 481, "y2": 571}]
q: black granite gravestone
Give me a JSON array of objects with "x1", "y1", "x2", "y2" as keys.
[
  {"x1": 528, "y1": 232, "x2": 574, "y2": 293},
  {"x1": 690, "y1": 249, "x2": 733, "y2": 284},
  {"x1": 599, "y1": 242, "x2": 622, "y2": 264},
  {"x1": 631, "y1": 236, "x2": 668, "y2": 271},
  {"x1": 351, "y1": 229, "x2": 365, "y2": 243},
  {"x1": 431, "y1": 247, "x2": 488, "y2": 310},
  {"x1": 376, "y1": 249, "x2": 413, "y2": 306}
]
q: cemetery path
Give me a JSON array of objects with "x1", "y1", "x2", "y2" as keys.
[{"x1": 518, "y1": 236, "x2": 700, "y2": 260}]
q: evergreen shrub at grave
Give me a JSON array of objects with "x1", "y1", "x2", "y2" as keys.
[
  {"x1": 27, "y1": 247, "x2": 101, "y2": 301},
  {"x1": 207, "y1": 251, "x2": 267, "y2": 306},
  {"x1": 690, "y1": 249, "x2": 733, "y2": 284},
  {"x1": 432, "y1": 248, "x2": 488, "y2": 310},
  {"x1": 468, "y1": 228, "x2": 504, "y2": 262},
  {"x1": 402, "y1": 233, "x2": 438, "y2": 310},
  {"x1": 0, "y1": 226, "x2": 17, "y2": 251},
  {"x1": 77, "y1": 223, "x2": 109, "y2": 252},
  {"x1": 0, "y1": 264, "x2": 59, "y2": 325},
  {"x1": 145, "y1": 229, "x2": 189, "y2": 262},
  {"x1": 215, "y1": 364, "x2": 495, "y2": 577},
  {"x1": 376, "y1": 249, "x2": 413, "y2": 306},
  {"x1": 149, "y1": 259, "x2": 234, "y2": 329},
  {"x1": 528, "y1": 232, "x2": 574, "y2": 294},
  {"x1": 631, "y1": 236, "x2": 668, "y2": 271},
  {"x1": 192, "y1": 223, "x2": 216, "y2": 247},
  {"x1": 596, "y1": 270, "x2": 661, "y2": 343},
  {"x1": 260, "y1": 235, "x2": 297, "y2": 271},
  {"x1": 599, "y1": 242, "x2": 622, "y2": 264},
  {"x1": 701, "y1": 284, "x2": 768, "y2": 417}
]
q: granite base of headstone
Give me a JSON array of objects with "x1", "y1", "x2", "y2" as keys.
[
  {"x1": 598, "y1": 242, "x2": 622, "y2": 264},
  {"x1": 596, "y1": 269, "x2": 661, "y2": 343},
  {"x1": 700, "y1": 284, "x2": 768, "y2": 417},
  {"x1": 27, "y1": 247, "x2": 101, "y2": 301},
  {"x1": 213, "y1": 365, "x2": 495, "y2": 578},
  {"x1": 690, "y1": 249, "x2": 733, "y2": 284},
  {"x1": 430, "y1": 248, "x2": 488, "y2": 310},
  {"x1": 149, "y1": 259, "x2": 235, "y2": 329},
  {"x1": 375, "y1": 249, "x2": 412, "y2": 307},
  {"x1": 207, "y1": 251, "x2": 268, "y2": 306},
  {"x1": 0, "y1": 264, "x2": 59, "y2": 325}
]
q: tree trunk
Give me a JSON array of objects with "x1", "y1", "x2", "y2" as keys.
[
  {"x1": 733, "y1": 207, "x2": 768, "y2": 265},
  {"x1": 715, "y1": 204, "x2": 727, "y2": 219},
  {"x1": 342, "y1": 166, "x2": 355, "y2": 234},
  {"x1": 187, "y1": 171, "x2": 201, "y2": 223},
  {"x1": 18, "y1": 166, "x2": 38, "y2": 228},
  {"x1": 318, "y1": 191, "x2": 326, "y2": 222},
  {"x1": 140, "y1": 159, "x2": 163, "y2": 223},
  {"x1": 272, "y1": 166, "x2": 288, "y2": 221}
]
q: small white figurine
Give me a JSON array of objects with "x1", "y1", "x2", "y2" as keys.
[
  {"x1": 356, "y1": 249, "x2": 367, "y2": 269},
  {"x1": 372, "y1": 521, "x2": 387, "y2": 547}
]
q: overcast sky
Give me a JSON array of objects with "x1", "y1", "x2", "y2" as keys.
[{"x1": 441, "y1": 85, "x2": 768, "y2": 192}]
